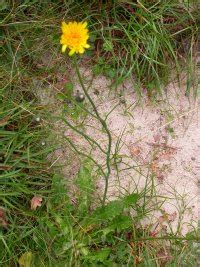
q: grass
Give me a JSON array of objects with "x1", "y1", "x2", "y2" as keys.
[
  {"x1": 72, "y1": 1, "x2": 198, "y2": 94},
  {"x1": 0, "y1": 0, "x2": 199, "y2": 266},
  {"x1": 0, "y1": 91, "x2": 52, "y2": 264},
  {"x1": 1, "y1": 1, "x2": 198, "y2": 95}
]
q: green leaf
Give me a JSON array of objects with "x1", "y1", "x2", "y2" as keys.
[
  {"x1": 76, "y1": 165, "x2": 93, "y2": 193},
  {"x1": 167, "y1": 126, "x2": 174, "y2": 133},
  {"x1": 103, "y1": 40, "x2": 113, "y2": 52},
  {"x1": 98, "y1": 57, "x2": 105, "y2": 65},
  {"x1": 104, "y1": 68, "x2": 116, "y2": 79},
  {"x1": 90, "y1": 200, "x2": 124, "y2": 224},
  {"x1": 85, "y1": 193, "x2": 138, "y2": 226},
  {"x1": 102, "y1": 215, "x2": 132, "y2": 236},
  {"x1": 85, "y1": 50, "x2": 93, "y2": 57},
  {"x1": 76, "y1": 163, "x2": 94, "y2": 215},
  {"x1": 123, "y1": 193, "x2": 139, "y2": 208},
  {"x1": 56, "y1": 93, "x2": 66, "y2": 101},
  {"x1": 92, "y1": 64, "x2": 102, "y2": 76},
  {"x1": 85, "y1": 248, "x2": 111, "y2": 263},
  {"x1": 64, "y1": 82, "x2": 74, "y2": 98}
]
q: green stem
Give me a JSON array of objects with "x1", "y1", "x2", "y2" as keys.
[
  {"x1": 115, "y1": 235, "x2": 200, "y2": 243},
  {"x1": 64, "y1": 136, "x2": 106, "y2": 178},
  {"x1": 133, "y1": 236, "x2": 200, "y2": 242},
  {"x1": 61, "y1": 117, "x2": 106, "y2": 154},
  {"x1": 73, "y1": 56, "x2": 112, "y2": 205}
]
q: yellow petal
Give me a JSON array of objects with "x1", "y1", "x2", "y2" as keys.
[
  {"x1": 84, "y1": 44, "x2": 90, "y2": 48},
  {"x1": 61, "y1": 22, "x2": 68, "y2": 32},
  {"x1": 82, "y1": 21, "x2": 88, "y2": 28},
  {"x1": 62, "y1": 45, "x2": 67, "y2": 53},
  {"x1": 85, "y1": 34, "x2": 89, "y2": 40},
  {"x1": 60, "y1": 37, "x2": 65, "y2": 44},
  {"x1": 79, "y1": 47, "x2": 85, "y2": 54},
  {"x1": 69, "y1": 49, "x2": 75, "y2": 56},
  {"x1": 61, "y1": 21, "x2": 67, "y2": 29}
]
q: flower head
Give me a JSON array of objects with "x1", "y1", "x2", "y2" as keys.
[{"x1": 60, "y1": 21, "x2": 90, "y2": 56}]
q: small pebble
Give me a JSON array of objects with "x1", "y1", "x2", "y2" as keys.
[
  {"x1": 75, "y1": 90, "x2": 85, "y2": 102},
  {"x1": 35, "y1": 117, "x2": 41, "y2": 122},
  {"x1": 119, "y1": 97, "x2": 126, "y2": 104},
  {"x1": 93, "y1": 89, "x2": 99, "y2": 95}
]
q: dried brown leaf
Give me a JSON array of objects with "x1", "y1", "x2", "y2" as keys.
[
  {"x1": 30, "y1": 196, "x2": 43, "y2": 210},
  {"x1": 0, "y1": 116, "x2": 10, "y2": 126},
  {"x1": 157, "y1": 248, "x2": 172, "y2": 264},
  {"x1": 134, "y1": 255, "x2": 143, "y2": 265},
  {"x1": 0, "y1": 164, "x2": 12, "y2": 171}
]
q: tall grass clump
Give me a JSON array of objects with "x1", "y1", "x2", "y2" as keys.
[
  {"x1": 1, "y1": 1, "x2": 198, "y2": 95},
  {"x1": 69, "y1": 0, "x2": 198, "y2": 94}
]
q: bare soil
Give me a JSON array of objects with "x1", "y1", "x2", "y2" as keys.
[{"x1": 37, "y1": 67, "x2": 200, "y2": 235}]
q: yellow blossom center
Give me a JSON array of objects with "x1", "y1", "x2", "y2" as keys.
[{"x1": 60, "y1": 21, "x2": 90, "y2": 56}]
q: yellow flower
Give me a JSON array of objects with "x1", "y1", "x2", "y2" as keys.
[{"x1": 60, "y1": 21, "x2": 90, "y2": 56}]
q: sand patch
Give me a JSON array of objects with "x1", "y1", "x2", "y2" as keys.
[{"x1": 37, "y1": 67, "x2": 200, "y2": 235}]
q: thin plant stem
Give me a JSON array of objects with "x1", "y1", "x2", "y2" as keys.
[
  {"x1": 73, "y1": 56, "x2": 112, "y2": 205},
  {"x1": 63, "y1": 136, "x2": 106, "y2": 178},
  {"x1": 61, "y1": 117, "x2": 106, "y2": 154}
]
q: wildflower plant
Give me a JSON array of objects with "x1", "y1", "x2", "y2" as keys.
[{"x1": 60, "y1": 21, "x2": 112, "y2": 205}]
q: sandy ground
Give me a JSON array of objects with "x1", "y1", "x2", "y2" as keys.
[{"x1": 37, "y1": 67, "x2": 200, "y2": 235}]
